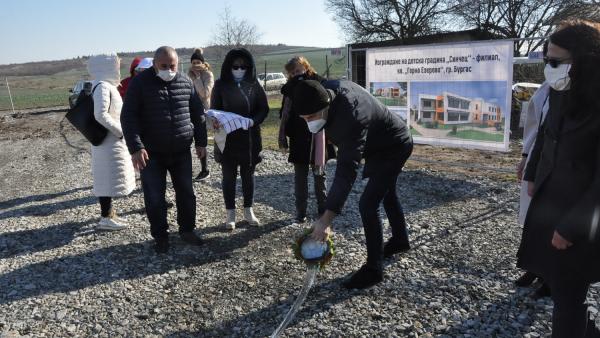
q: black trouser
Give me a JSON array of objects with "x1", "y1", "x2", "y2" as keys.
[
  {"x1": 293, "y1": 163, "x2": 327, "y2": 215},
  {"x1": 359, "y1": 172, "x2": 409, "y2": 272},
  {"x1": 221, "y1": 161, "x2": 255, "y2": 209},
  {"x1": 140, "y1": 150, "x2": 196, "y2": 240},
  {"x1": 99, "y1": 197, "x2": 112, "y2": 217},
  {"x1": 200, "y1": 156, "x2": 208, "y2": 173},
  {"x1": 548, "y1": 278, "x2": 600, "y2": 338}
]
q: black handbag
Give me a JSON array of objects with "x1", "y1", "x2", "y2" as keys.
[{"x1": 65, "y1": 82, "x2": 109, "y2": 146}]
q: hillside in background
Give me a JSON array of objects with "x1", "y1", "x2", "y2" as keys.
[
  {"x1": 0, "y1": 44, "x2": 340, "y2": 77},
  {"x1": 0, "y1": 44, "x2": 347, "y2": 111}
]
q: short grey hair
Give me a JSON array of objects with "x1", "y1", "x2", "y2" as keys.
[{"x1": 154, "y1": 46, "x2": 178, "y2": 60}]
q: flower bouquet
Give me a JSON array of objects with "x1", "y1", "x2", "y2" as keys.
[{"x1": 291, "y1": 228, "x2": 335, "y2": 270}]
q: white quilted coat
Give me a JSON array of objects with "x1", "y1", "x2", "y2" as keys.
[{"x1": 87, "y1": 54, "x2": 136, "y2": 197}]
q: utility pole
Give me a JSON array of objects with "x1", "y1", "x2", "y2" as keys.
[{"x1": 5, "y1": 78, "x2": 15, "y2": 114}]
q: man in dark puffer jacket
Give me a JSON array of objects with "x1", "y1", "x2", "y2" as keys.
[{"x1": 121, "y1": 46, "x2": 207, "y2": 253}]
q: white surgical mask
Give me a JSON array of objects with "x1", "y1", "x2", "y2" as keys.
[
  {"x1": 157, "y1": 69, "x2": 177, "y2": 82},
  {"x1": 232, "y1": 69, "x2": 246, "y2": 81},
  {"x1": 307, "y1": 119, "x2": 326, "y2": 133},
  {"x1": 544, "y1": 64, "x2": 571, "y2": 91}
]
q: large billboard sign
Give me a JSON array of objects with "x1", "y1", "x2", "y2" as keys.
[{"x1": 366, "y1": 40, "x2": 514, "y2": 151}]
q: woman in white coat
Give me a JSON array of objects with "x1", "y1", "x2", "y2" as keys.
[
  {"x1": 87, "y1": 53, "x2": 136, "y2": 230},
  {"x1": 514, "y1": 41, "x2": 551, "y2": 297}
]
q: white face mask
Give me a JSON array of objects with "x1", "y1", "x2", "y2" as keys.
[
  {"x1": 307, "y1": 119, "x2": 327, "y2": 133},
  {"x1": 306, "y1": 108, "x2": 328, "y2": 133},
  {"x1": 157, "y1": 69, "x2": 177, "y2": 82},
  {"x1": 544, "y1": 64, "x2": 571, "y2": 91},
  {"x1": 232, "y1": 69, "x2": 246, "y2": 80}
]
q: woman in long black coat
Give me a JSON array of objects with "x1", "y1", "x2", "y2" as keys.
[
  {"x1": 211, "y1": 48, "x2": 269, "y2": 230},
  {"x1": 518, "y1": 24, "x2": 600, "y2": 338}
]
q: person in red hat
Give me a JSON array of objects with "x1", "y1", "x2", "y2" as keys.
[{"x1": 118, "y1": 56, "x2": 142, "y2": 97}]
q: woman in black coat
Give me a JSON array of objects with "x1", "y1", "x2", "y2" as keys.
[
  {"x1": 518, "y1": 23, "x2": 600, "y2": 338},
  {"x1": 211, "y1": 48, "x2": 269, "y2": 230},
  {"x1": 278, "y1": 56, "x2": 329, "y2": 222}
]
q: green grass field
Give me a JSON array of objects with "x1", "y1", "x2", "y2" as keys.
[
  {"x1": 0, "y1": 48, "x2": 346, "y2": 112},
  {"x1": 375, "y1": 96, "x2": 407, "y2": 107},
  {"x1": 0, "y1": 68, "x2": 88, "y2": 111},
  {"x1": 447, "y1": 129, "x2": 504, "y2": 142},
  {"x1": 410, "y1": 127, "x2": 421, "y2": 136},
  {"x1": 262, "y1": 98, "x2": 283, "y2": 150}
]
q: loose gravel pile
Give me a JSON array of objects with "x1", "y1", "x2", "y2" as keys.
[{"x1": 0, "y1": 111, "x2": 598, "y2": 337}]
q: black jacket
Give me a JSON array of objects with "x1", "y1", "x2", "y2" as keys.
[
  {"x1": 121, "y1": 68, "x2": 206, "y2": 154},
  {"x1": 519, "y1": 89, "x2": 600, "y2": 283},
  {"x1": 211, "y1": 48, "x2": 269, "y2": 166},
  {"x1": 280, "y1": 73, "x2": 334, "y2": 164},
  {"x1": 322, "y1": 80, "x2": 412, "y2": 214}
]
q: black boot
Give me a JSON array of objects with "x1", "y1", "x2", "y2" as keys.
[
  {"x1": 342, "y1": 265, "x2": 383, "y2": 289},
  {"x1": 295, "y1": 210, "x2": 307, "y2": 223},
  {"x1": 383, "y1": 237, "x2": 410, "y2": 258},
  {"x1": 531, "y1": 282, "x2": 551, "y2": 299},
  {"x1": 180, "y1": 231, "x2": 204, "y2": 246},
  {"x1": 515, "y1": 271, "x2": 537, "y2": 287},
  {"x1": 195, "y1": 170, "x2": 210, "y2": 181},
  {"x1": 154, "y1": 238, "x2": 170, "y2": 254}
]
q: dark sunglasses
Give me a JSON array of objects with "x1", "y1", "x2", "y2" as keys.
[
  {"x1": 232, "y1": 65, "x2": 247, "y2": 70},
  {"x1": 543, "y1": 56, "x2": 571, "y2": 68}
]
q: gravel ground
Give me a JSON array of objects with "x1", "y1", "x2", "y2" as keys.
[{"x1": 0, "y1": 110, "x2": 598, "y2": 337}]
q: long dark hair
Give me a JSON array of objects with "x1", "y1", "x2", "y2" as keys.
[{"x1": 550, "y1": 24, "x2": 600, "y2": 117}]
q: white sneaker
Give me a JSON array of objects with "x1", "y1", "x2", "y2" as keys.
[
  {"x1": 107, "y1": 210, "x2": 128, "y2": 224},
  {"x1": 97, "y1": 217, "x2": 127, "y2": 231},
  {"x1": 225, "y1": 209, "x2": 236, "y2": 230},
  {"x1": 244, "y1": 207, "x2": 260, "y2": 226}
]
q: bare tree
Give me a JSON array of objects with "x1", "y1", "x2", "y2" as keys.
[
  {"x1": 553, "y1": 1, "x2": 600, "y2": 24},
  {"x1": 209, "y1": 6, "x2": 263, "y2": 58},
  {"x1": 451, "y1": 0, "x2": 592, "y2": 56},
  {"x1": 325, "y1": 0, "x2": 455, "y2": 42}
]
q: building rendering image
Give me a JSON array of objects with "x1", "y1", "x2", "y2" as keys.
[{"x1": 417, "y1": 92, "x2": 502, "y2": 126}]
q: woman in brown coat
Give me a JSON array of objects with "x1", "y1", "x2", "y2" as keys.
[{"x1": 188, "y1": 48, "x2": 214, "y2": 181}]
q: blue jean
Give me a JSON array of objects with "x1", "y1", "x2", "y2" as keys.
[{"x1": 140, "y1": 150, "x2": 196, "y2": 240}]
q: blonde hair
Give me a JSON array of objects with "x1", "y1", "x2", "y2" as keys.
[{"x1": 284, "y1": 56, "x2": 317, "y2": 78}]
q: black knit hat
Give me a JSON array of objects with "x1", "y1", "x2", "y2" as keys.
[
  {"x1": 292, "y1": 80, "x2": 330, "y2": 115},
  {"x1": 191, "y1": 48, "x2": 205, "y2": 63}
]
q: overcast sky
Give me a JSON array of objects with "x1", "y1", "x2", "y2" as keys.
[{"x1": 0, "y1": 0, "x2": 344, "y2": 65}]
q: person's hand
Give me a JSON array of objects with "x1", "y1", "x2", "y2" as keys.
[
  {"x1": 516, "y1": 157, "x2": 527, "y2": 182},
  {"x1": 212, "y1": 120, "x2": 221, "y2": 130},
  {"x1": 249, "y1": 119, "x2": 255, "y2": 127},
  {"x1": 527, "y1": 181, "x2": 535, "y2": 197},
  {"x1": 132, "y1": 149, "x2": 149, "y2": 171},
  {"x1": 552, "y1": 230, "x2": 573, "y2": 250},
  {"x1": 310, "y1": 217, "x2": 332, "y2": 242},
  {"x1": 196, "y1": 146, "x2": 206, "y2": 159}
]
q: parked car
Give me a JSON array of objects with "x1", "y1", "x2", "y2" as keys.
[
  {"x1": 68, "y1": 80, "x2": 93, "y2": 108},
  {"x1": 257, "y1": 72, "x2": 287, "y2": 91}
]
